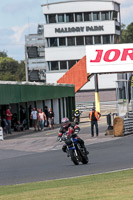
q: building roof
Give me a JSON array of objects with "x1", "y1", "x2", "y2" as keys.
[
  {"x1": 0, "y1": 81, "x2": 75, "y2": 105},
  {"x1": 0, "y1": 81, "x2": 74, "y2": 87},
  {"x1": 41, "y1": 0, "x2": 120, "y2": 7}
]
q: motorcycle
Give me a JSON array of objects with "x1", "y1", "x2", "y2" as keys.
[{"x1": 58, "y1": 129, "x2": 89, "y2": 165}]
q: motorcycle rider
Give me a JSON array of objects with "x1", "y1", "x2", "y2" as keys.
[
  {"x1": 73, "y1": 109, "x2": 80, "y2": 124},
  {"x1": 58, "y1": 117, "x2": 89, "y2": 156}
]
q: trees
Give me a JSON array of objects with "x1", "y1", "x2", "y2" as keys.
[
  {"x1": 0, "y1": 51, "x2": 7, "y2": 58},
  {"x1": 120, "y1": 22, "x2": 133, "y2": 43},
  {"x1": 0, "y1": 51, "x2": 25, "y2": 81}
]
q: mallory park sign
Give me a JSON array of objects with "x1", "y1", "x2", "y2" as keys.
[
  {"x1": 86, "y1": 44, "x2": 133, "y2": 74},
  {"x1": 55, "y1": 26, "x2": 104, "y2": 33}
]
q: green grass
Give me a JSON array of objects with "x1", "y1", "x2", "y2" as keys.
[{"x1": 0, "y1": 169, "x2": 133, "y2": 200}]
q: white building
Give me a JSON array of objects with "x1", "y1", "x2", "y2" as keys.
[
  {"x1": 25, "y1": 25, "x2": 47, "y2": 82},
  {"x1": 25, "y1": 0, "x2": 121, "y2": 101},
  {"x1": 41, "y1": 0, "x2": 121, "y2": 101}
]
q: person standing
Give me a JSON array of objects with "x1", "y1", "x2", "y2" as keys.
[
  {"x1": 38, "y1": 109, "x2": 46, "y2": 130},
  {"x1": 44, "y1": 106, "x2": 49, "y2": 127},
  {"x1": 6, "y1": 106, "x2": 12, "y2": 134},
  {"x1": 29, "y1": 105, "x2": 33, "y2": 127},
  {"x1": 30, "y1": 107, "x2": 38, "y2": 131},
  {"x1": 48, "y1": 108, "x2": 54, "y2": 129},
  {"x1": 1, "y1": 115, "x2": 8, "y2": 134},
  {"x1": 89, "y1": 108, "x2": 101, "y2": 137},
  {"x1": 20, "y1": 105, "x2": 26, "y2": 124}
]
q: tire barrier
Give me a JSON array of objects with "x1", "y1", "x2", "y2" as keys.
[{"x1": 113, "y1": 116, "x2": 124, "y2": 137}]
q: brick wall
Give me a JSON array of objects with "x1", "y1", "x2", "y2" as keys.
[{"x1": 75, "y1": 90, "x2": 116, "y2": 103}]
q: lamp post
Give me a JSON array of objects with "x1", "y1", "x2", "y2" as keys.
[
  {"x1": 25, "y1": 44, "x2": 29, "y2": 82},
  {"x1": 94, "y1": 74, "x2": 100, "y2": 112}
]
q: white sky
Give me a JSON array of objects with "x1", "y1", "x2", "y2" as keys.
[{"x1": 0, "y1": 0, "x2": 132, "y2": 61}]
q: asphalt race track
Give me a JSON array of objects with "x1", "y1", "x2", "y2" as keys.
[{"x1": 0, "y1": 134, "x2": 133, "y2": 186}]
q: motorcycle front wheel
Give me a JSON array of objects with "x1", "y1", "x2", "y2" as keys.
[
  {"x1": 80, "y1": 149, "x2": 89, "y2": 164},
  {"x1": 69, "y1": 149, "x2": 79, "y2": 165}
]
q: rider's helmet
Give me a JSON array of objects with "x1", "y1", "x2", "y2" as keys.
[
  {"x1": 61, "y1": 117, "x2": 70, "y2": 129},
  {"x1": 74, "y1": 109, "x2": 79, "y2": 115}
]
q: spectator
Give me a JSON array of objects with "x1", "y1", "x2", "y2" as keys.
[
  {"x1": 38, "y1": 109, "x2": 46, "y2": 130},
  {"x1": 14, "y1": 120, "x2": 24, "y2": 132},
  {"x1": 1, "y1": 115, "x2": 8, "y2": 134},
  {"x1": 30, "y1": 107, "x2": 38, "y2": 131},
  {"x1": 6, "y1": 106, "x2": 12, "y2": 134},
  {"x1": 48, "y1": 108, "x2": 54, "y2": 129},
  {"x1": 44, "y1": 106, "x2": 49, "y2": 127},
  {"x1": 20, "y1": 105, "x2": 26, "y2": 124},
  {"x1": 29, "y1": 105, "x2": 33, "y2": 127},
  {"x1": 89, "y1": 108, "x2": 101, "y2": 137},
  {"x1": 12, "y1": 113, "x2": 18, "y2": 129},
  {"x1": 37, "y1": 108, "x2": 40, "y2": 131}
]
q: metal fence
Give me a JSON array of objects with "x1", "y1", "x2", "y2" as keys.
[{"x1": 76, "y1": 101, "x2": 117, "y2": 118}]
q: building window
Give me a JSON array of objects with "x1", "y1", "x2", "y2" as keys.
[
  {"x1": 48, "y1": 62, "x2": 51, "y2": 71},
  {"x1": 94, "y1": 36, "x2": 101, "y2": 44},
  {"x1": 59, "y1": 37, "x2": 66, "y2": 46},
  {"x1": 110, "y1": 35, "x2": 114, "y2": 44},
  {"x1": 76, "y1": 36, "x2": 84, "y2": 45},
  {"x1": 46, "y1": 15, "x2": 49, "y2": 23},
  {"x1": 101, "y1": 11, "x2": 110, "y2": 20},
  {"x1": 49, "y1": 14, "x2": 56, "y2": 23},
  {"x1": 50, "y1": 38, "x2": 57, "y2": 47},
  {"x1": 85, "y1": 36, "x2": 93, "y2": 45},
  {"x1": 114, "y1": 35, "x2": 119, "y2": 44},
  {"x1": 66, "y1": 13, "x2": 74, "y2": 22},
  {"x1": 47, "y1": 39, "x2": 50, "y2": 47},
  {"x1": 116, "y1": 25, "x2": 120, "y2": 31},
  {"x1": 37, "y1": 47, "x2": 45, "y2": 57},
  {"x1": 27, "y1": 47, "x2": 39, "y2": 58},
  {"x1": 58, "y1": 14, "x2": 64, "y2": 23},
  {"x1": 84, "y1": 12, "x2": 92, "y2": 21},
  {"x1": 93, "y1": 12, "x2": 100, "y2": 21},
  {"x1": 60, "y1": 61, "x2": 67, "y2": 70},
  {"x1": 67, "y1": 37, "x2": 75, "y2": 46},
  {"x1": 103, "y1": 35, "x2": 110, "y2": 44},
  {"x1": 51, "y1": 61, "x2": 59, "y2": 70},
  {"x1": 113, "y1": 11, "x2": 118, "y2": 21},
  {"x1": 68, "y1": 60, "x2": 76, "y2": 69},
  {"x1": 75, "y1": 13, "x2": 83, "y2": 22}
]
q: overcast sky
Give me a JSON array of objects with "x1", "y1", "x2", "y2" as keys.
[{"x1": 0, "y1": 0, "x2": 132, "y2": 61}]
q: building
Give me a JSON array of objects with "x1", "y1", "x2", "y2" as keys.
[
  {"x1": 0, "y1": 81, "x2": 75, "y2": 126},
  {"x1": 42, "y1": 0, "x2": 121, "y2": 101},
  {"x1": 25, "y1": 24, "x2": 47, "y2": 82},
  {"x1": 25, "y1": 0, "x2": 121, "y2": 102}
]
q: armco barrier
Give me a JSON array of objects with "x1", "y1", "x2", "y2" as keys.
[{"x1": 123, "y1": 112, "x2": 133, "y2": 135}]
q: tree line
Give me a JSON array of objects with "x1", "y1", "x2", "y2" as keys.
[
  {"x1": 0, "y1": 22, "x2": 133, "y2": 81},
  {"x1": 120, "y1": 22, "x2": 133, "y2": 43},
  {"x1": 0, "y1": 51, "x2": 25, "y2": 81}
]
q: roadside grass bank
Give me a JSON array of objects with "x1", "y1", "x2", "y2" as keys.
[{"x1": 0, "y1": 169, "x2": 133, "y2": 200}]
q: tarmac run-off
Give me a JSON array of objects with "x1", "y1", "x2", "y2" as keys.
[{"x1": 0, "y1": 117, "x2": 120, "y2": 153}]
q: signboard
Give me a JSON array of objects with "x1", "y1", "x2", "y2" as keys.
[
  {"x1": 55, "y1": 26, "x2": 104, "y2": 33},
  {"x1": 86, "y1": 44, "x2": 133, "y2": 74}
]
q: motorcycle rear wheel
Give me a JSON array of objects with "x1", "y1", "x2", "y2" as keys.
[{"x1": 69, "y1": 150, "x2": 79, "y2": 165}]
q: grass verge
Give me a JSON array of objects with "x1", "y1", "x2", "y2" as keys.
[{"x1": 0, "y1": 169, "x2": 133, "y2": 200}]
